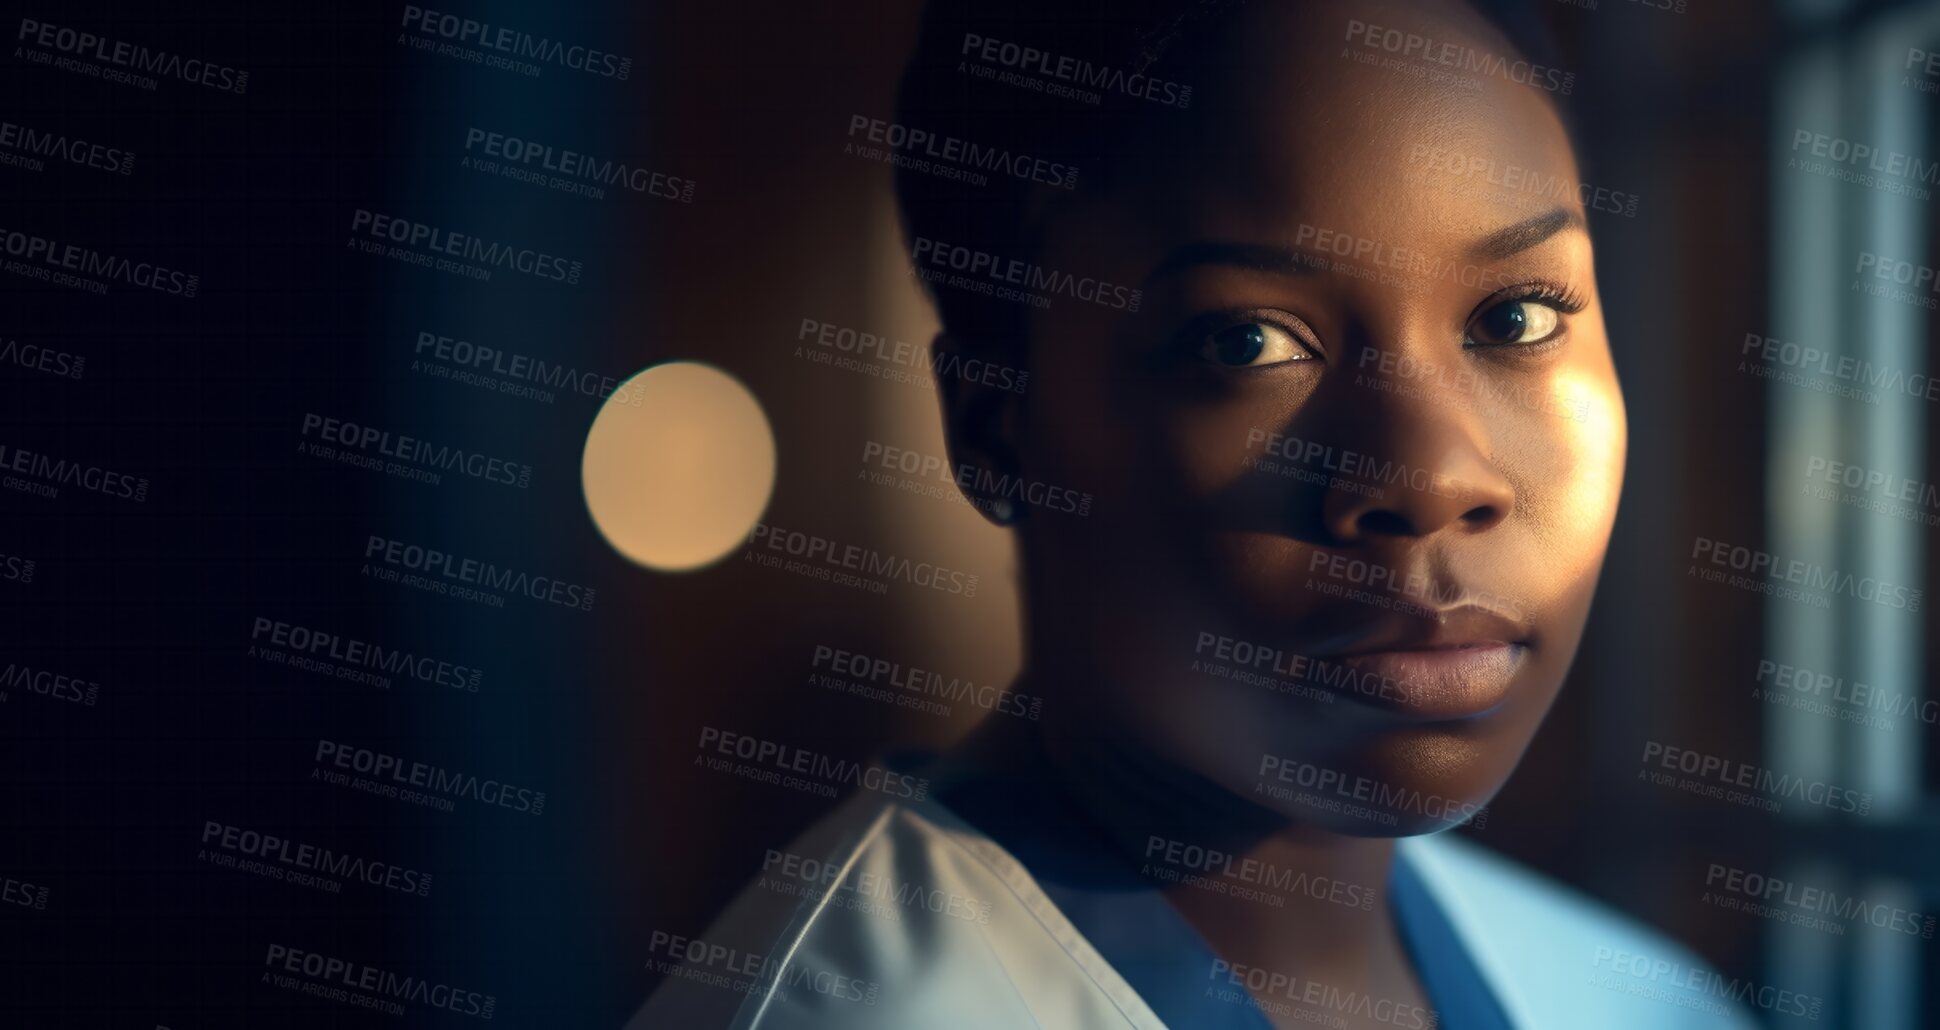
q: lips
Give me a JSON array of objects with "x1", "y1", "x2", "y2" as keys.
[{"x1": 1296, "y1": 605, "x2": 1533, "y2": 720}]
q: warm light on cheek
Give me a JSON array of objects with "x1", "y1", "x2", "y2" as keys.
[{"x1": 1548, "y1": 367, "x2": 1628, "y2": 550}]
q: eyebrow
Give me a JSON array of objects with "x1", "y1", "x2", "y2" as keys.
[
  {"x1": 1467, "y1": 207, "x2": 1585, "y2": 261},
  {"x1": 1145, "y1": 241, "x2": 1325, "y2": 283},
  {"x1": 1144, "y1": 207, "x2": 1588, "y2": 285}
]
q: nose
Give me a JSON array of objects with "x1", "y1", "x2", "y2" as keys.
[{"x1": 1315, "y1": 376, "x2": 1516, "y2": 543}]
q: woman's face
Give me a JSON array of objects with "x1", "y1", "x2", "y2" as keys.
[{"x1": 992, "y1": 0, "x2": 1627, "y2": 835}]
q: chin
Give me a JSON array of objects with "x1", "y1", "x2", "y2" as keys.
[
  {"x1": 1236, "y1": 730, "x2": 1518, "y2": 838},
  {"x1": 1252, "y1": 784, "x2": 1498, "y2": 838}
]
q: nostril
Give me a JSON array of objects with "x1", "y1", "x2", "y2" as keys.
[
  {"x1": 1356, "y1": 509, "x2": 1414, "y2": 536},
  {"x1": 1462, "y1": 504, "x2": 1505, "y2": 528}
]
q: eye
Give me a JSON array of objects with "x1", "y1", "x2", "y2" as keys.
[
  {"x1": 1465, "y1": 286, "x2": 1582, "y2": 348},
  {"x1": 1196, "y1": 320, "x2": 1313, "y2": 368},
  {"x1": 1468, "y1": 298, "x2": 1560, "y2": 346}
]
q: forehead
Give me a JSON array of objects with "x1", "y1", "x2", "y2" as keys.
[{"x1": 1134, "y1": 0, "x2": 1581, "y2": 249}]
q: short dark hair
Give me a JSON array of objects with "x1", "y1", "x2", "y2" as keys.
[{"x1": 892, "y1": 0, "x2": 1571, "y2": 349}]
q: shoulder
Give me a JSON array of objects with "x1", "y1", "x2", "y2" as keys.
[
  {"x1": 630, "y1": 791, "x2": 1166, "y2": 1030},
  {"x1": 1399, "y1": 832, "x2": 1770, "y2": 1029}
]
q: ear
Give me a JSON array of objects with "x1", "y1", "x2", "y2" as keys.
[{"x1": 932, "y1": 331, "x2": 1029, "y2": 526}]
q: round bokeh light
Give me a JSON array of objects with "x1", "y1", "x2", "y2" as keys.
[{"x1": 581, "y1": 361, "x2": 776, "y2": 572}]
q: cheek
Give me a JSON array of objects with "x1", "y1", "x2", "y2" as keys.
[
  {"x1": 1026, "y1": 337, "x2": 1244, "y2": 509},
  {"x1": 1160, "y1": 388, "x2": 1307, "y2": 497},
  {"x1": 1521, "y1": 360, "x2": 1628, "y2": 573},
  {"x1": 1032, "y1": 371, "x2": 1151, "y2": 516}
]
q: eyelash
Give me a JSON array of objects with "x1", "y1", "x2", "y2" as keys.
[
  {"x1": 1464, "y1": 280, "x2": 1588, "y2": 352},
  {"x1": 1171, "y1": 308, "x2": 1320, "y2": 368}
]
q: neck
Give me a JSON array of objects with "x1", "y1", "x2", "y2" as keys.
[{"x1": 967, "y1": 655, "x2": 1426, "y2": 1019}]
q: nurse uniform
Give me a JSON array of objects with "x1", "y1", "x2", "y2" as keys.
[{"x1": 630, "y1": 751, "x2": 1757, "y2": 1030}]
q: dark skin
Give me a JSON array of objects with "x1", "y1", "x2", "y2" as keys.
[{"x1": 935, "y1": 2, "x2": 1625, "y2": 1027}]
